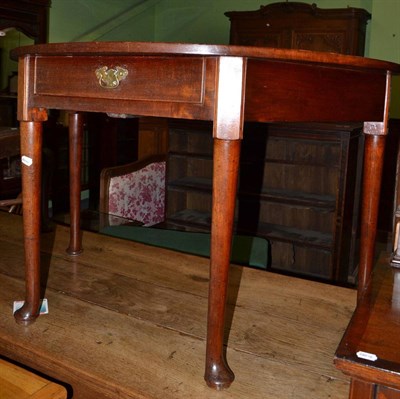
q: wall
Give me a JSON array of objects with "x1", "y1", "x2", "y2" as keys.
[
  {"x1": 153, "y1": 0, "x2": 372, "y2": 45},
  {"x1": 368, "y1": 0, "x2": 400, "y2": 117},
  {"x1": 48, "y1": 1, "x2": 375, "y2": 44},
  {"x1": 49, "y1": 0, "x2": 159, "y2": 42},
  {"x1": 48, "y1": 1, "x2": 375, "y2": 46},
  {"x1": 46, "y1": 0, "x2": 399, "y2": 64}
]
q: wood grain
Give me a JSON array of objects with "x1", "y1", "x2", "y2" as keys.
[
  {"x1": 0, "y1": 212, "x2": 356, "y2": 398},
  {"x1": 0, "y1": 358, "x2": 66, "y2": 399},
  {"x1": 335, "y1": 256, "x2": 400, "y2": 397}
]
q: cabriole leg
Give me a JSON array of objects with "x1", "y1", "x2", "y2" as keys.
[
  {"x1": 358, "y1": 132, "x2": 386, "y2": 300},
  {"x1": 204, "y1": 138, "x2": 241, "y2": 389},
  {"x1": 14, "y1": 121, "x2": 43, "y2": 325}
]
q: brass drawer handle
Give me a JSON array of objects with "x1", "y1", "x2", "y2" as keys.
[{"x1": 95, "y1": 66, "x2": 128, "y2": 89}]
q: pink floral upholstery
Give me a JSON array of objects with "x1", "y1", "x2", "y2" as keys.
[{"x1": 108, "y1": 161, "x2": 166, "y2": 226}]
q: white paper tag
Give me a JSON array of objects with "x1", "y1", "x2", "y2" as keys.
[
  {"x1": 356, "y1": 351, "x2": 378, "y2": 361},
  {"x1": 13, "y1": 298, "x2": 49, "y2": 315},
  {"x1": 21, "y1": 155, "x2": 33, "y2": 166}
]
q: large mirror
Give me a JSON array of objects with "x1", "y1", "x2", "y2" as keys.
[
  {"x1": 0, "y1": 0, "x2": 50, "y2": 206},
  {"x1": 0, "y1": 29, "x2": 33, "y2": 193},
  {"x1": 1, "y1": 29, "x2": 34, "y2": 88},
  {"x1": 0, "y1": 28, "x2": 33, "y2": 126}
]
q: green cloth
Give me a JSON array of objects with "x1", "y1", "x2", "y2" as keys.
[{"x1": 100, "y1": 225, "x2": 268, "y2": 269}]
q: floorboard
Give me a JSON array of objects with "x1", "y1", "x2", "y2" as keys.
[{"x1": 0, "y1": 212, "x2": 355, "y2": 398}]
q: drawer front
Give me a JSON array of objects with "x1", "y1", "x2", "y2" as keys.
[{"x1": 34, "y1": 56, "x2": 206, "y2": 105}]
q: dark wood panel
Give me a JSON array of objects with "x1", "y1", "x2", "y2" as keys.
[
  {"x1": 35, "y1": 56, "x2": 206, "y2": 104},
  {"x1": 23, "y1": 57, "x2": 217, "y2": 121},
  {"x1": 377, "y1": 386, "x2": 400, "y2": 399},
  {"x1": 245, "y1": 60, "x2": 387, "y2": 123}
]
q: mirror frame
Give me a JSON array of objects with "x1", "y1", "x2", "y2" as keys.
[{"x1": 0, "y1": 0, "x2": 50, "y2": 44}]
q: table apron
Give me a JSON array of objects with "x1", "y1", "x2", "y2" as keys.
[
  {"x1": 20, "y1": 55, "x2": 389, "y2": 125},
  {"x1": 25, "y1": 55, "x2": 217, "y2": 120},
  {"x1": 244, "y1": 60, "x2": 388, "y2": 123}
]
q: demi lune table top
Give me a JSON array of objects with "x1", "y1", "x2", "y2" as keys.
[{"x1": 11, "y1": 41, "x2": 400, "y2": 71}]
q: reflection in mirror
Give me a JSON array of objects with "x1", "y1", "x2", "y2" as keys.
[
  {"x1": 0, "y1": 29, "x2": 33, "y2": 201},
  {"x1": 0, "y1": 28, "x2": 33, "y2": 127},
  {"x1": 0, "y1": 28, "x2": 33, "y2": 92}
]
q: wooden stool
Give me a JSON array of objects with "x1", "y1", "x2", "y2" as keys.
[{"x1": 0, "y1": 358, "x2": 67, "y2": 398}]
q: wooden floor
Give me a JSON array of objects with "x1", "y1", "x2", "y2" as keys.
[
  {"x1": 0, "y1": 357, "x2": 67, "y2": 399},
  {"x1": 0, "y1": 211, "x2": 356, "y2": 399}
]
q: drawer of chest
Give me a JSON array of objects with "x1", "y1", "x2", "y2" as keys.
[{"x1": 33, "y1": 56, "x2": 206, "y2": 104}]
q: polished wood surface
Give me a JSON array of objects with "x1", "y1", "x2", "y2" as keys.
[
  {"x1": 335, "y1": 256, "x2": 400, "y2": 398},
  {"x1": 10, "y1": 41, "x2": 400, "y2": 389},
  {"x1": 0, "y1": 357, "x2": 67, "y2": 399},
  {"x1": 0, "y1": 211, "x2": 355, "y2": 398}
]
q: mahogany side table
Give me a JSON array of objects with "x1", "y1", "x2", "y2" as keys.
[{"x1": 10, "y1": 41, "x2": 400, "y2": 390}]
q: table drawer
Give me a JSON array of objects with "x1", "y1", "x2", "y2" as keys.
[{"x1": 34, "y1": 56, "x2": 206, "y2": 105}]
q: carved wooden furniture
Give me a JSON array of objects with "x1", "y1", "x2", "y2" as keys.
[
  {"x1": 335, "y1": 259, "x2": 400, "y2": 398},
  {"x1": 219, "y1": 2, "x2": 371, "y2": 282},
  {"x1": 225, "y1": 2, "x2": 371, "y2": 55},
  {"x1": 11, "y1": 41, "x2": 399, "y2": 389}
]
